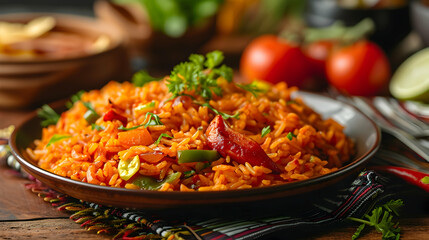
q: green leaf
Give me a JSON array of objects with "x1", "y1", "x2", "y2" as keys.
[
  {"x1": 183, "y1": 170, "x2": 195, "y2": 178},
  {"x1": 237, "y1": 81, "x2": 267, "y2": 98},
  {"x1": 66, "y1": 90, "x2": 85, "y2": 109},
  {"x1": 348, "y1": 199, "x2": 403, "y2": 240},
  {"x1": 134, "y1": 101, "x2": 156, "y2": 111},
  {"x1": 352, "y1": 224, "x2": 365, "y2": 240},
  {"x1": 205, "y1": 50, "x2": 223, "y2": 69},
  {"x1": 91, "y1": 124, "x2": 105, "y2": 131},
  {"x1": 166, "y1": 51, "x2": 233, "y2": 101},
  {"x1": 421, "y1": 176, "x2": 429, "y2": 184},
  {"x1": 47, "y1": 134, "x2": 71, "y2": 147},
  {"x1": 132, "y1": 172, "x2": 181, "y2": 190},
  {"x1": 155, "y1": 133, "x2": 173, "y2": 146},
  {"x1": 37, "y1": 105, "x2": 60, "y2": 127},
  {"x1": 261, "y1": 126, "x2": 271, "y2": 138},
  {"x1": 287, "y1": 132, "x2": 296, "y2": 140},
  {"x1": 117, "y1": 112, "x2": 163, "y2": 131},
  {"x1": 132, "y1": 70, "x2": 162, "y2": 87},
  {"x1": 200, "y1": 103, "x2": 239, "y2": 120}
]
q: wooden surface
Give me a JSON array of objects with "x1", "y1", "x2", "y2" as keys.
[{"x1": 1, "y1": 109, "x2": 429, "y2": 239}]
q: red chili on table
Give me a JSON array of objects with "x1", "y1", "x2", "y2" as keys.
[{"x1": 370, "y1": 165, "x2": 429, "y2": 192}]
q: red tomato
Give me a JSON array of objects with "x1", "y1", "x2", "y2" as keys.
[
  {"x1": 303, "y1": 40, "x2": 336, "y2": 79},
  {"x1": 240, "y1": 35, "x2": 310, "y2": 87},
  {"x1": 326, "y1": 40, "x2": 391, "y2": 96}
]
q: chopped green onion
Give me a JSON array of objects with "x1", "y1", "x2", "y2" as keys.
[
  {"x1": 287, "y1": 132, "x2": 296, "y2": 141},
  {"x1": 37, "y1": 104, "x2": 60, "y2": 127},
  {"x1": 47, "y1": 134, "x2": 72, "y2": 147},
  {"x1": 84, "y1": 110, "x2": 99, "y2": 124},
  {"x1": 261, "y1": 126, "x2": 271, "y2": 138},
  {"x1": 155, "y1": 133, "x2": 173, "y2": 146}
]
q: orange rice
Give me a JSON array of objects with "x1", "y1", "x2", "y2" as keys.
[{"x1": 27, "y1": 79, "x2": 355, "y2": 191}]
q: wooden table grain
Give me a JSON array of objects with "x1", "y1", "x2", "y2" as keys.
[{"x1": 1, "y1": 108, "x2": 429, "y2": 240}]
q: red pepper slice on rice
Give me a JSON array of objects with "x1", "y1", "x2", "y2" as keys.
[{"x1": 206, "y1": 115, "x2": 281, "y2": 173}]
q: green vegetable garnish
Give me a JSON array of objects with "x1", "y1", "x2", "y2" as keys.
[
  {"x1": 132, "y1": 70, "x2": 163, "y2": 87},
  {"x1": 132, "y1": 172, "x2": 182, "y2": 190},
  {"x1": 183, "y1": 170, "x2": 195, "y2": 178},
  {"x1": 348, "y1": 199, "x2": 403, "y2": 240},
  {"x1": 237, "y1": 81, "x2": 268, "y2": 98},
  {"x1": 37, "y1": 104, "x2": 60, "y2": 127},
  {"x1": 65, "y1": 90, "x2": 85, "y2": 109},
  {"x1": 134, "y1": 101, "x2": 156, "y2": 111},
  {"x1": 200, "y1": 103, "x2": 239, "y2": 120},
  {"x1": 118, "y1": 155, "x2": 141, "y2": 181},
  {"x1": 177, "y1": 149, "x2": 220, "y2": 164},
  {"x1": 261, "y1": 126, "x2": 271, "y2": 138},
  {"x1": 421, "y1": 176, "x2": 429, "y2": 184},
  {"x1": 167, "y1": 50, "x2": 233, "y2": 101},
  {"x1": 155, "y1": 133, "x2": 173, "y2": 146},
  {"x1": 91, "y1": 124, "x2": 105, "y2": 131},
  {"x1": 118, "y1": 112, "x2": 163, "y2": 130},
  {"x1": 47, "y1": 134, "x2": 72, "y2": 147},
  {"x1": 286, "y1": 132, "x2": 296, "y2": 140},
  {"x1": 81, "y1": 102, "x2": 100, "y2": 124}
]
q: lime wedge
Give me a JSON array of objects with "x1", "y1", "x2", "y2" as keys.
[{"x1": 390, "y1": 47, "x2": 429, "y2": 103}]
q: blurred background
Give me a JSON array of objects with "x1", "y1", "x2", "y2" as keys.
[{"x1": 0, "y1": 0, "x2": 428, "y2": 108}]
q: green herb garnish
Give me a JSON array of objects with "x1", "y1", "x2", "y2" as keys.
[
  {"x1": 200, "y1": 102, "x2": 239, "y2": 120},
  {"x1": 134, "y1": 101, "x2": 156, "y2": 111},
  {"x1": 91, "y1": 124, "x2": 105, "y2": 131},
  {"x1": 65, "y1": 90, "x2": 85, "y2": 109},
  {"x1": 132, "y1": 70, "x2": 163, "y2": 87},
  {"x1": 348, "y1": 199, "x2": 403, "y2": 240},
  {"x1": 118, "y1": 112, "x2": 163, "y2": 130},
  {"x1": 237, "y1": 81, "x2": 267, "y2": 98},
  {"x1": 155, "y1": 133, "x2": 173, "y2": 146},
  {"x1": 81, "y1": 101, "x2": 100, "y2": 124},
  {"x1": 47, "y1": 134, "x2": 72, "y2": 147},
  {"x1": 167, "y1": 50, "x2": 233, "y2": 101},
  {"x1": 183, "y1": 170, "x2": 196, "y2": 178},
  {"x1": 37, "y1": 104, "x2": 60, "y2": 127},
  {"x1": 286, "y1": 132, "x2": 296, "y2": 140},
  {"x1": 421, "y1": 176, "x2": 429, "y2": 184},
  {"x1": 261, "y1": 126, "x2": 271, "y2": 138}
]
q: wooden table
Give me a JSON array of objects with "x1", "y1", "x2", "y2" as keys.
[{"x1": 1, "y1": 108, "x2": 429, "y2": 240}]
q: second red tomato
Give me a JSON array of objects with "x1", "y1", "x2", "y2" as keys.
[
  {"x1": 326, "y1": 40, "x2": 391, "y2": 96},
  {"x1": 240, "y1": 35, "x2": 310, "y2": 87}
]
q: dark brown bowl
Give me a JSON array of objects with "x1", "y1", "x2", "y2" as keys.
[
  {"x1": 0, "y1": 13, "x2": 131, "y2": 109},
  {"x1": 304, "y1": 0, "x2": 411, "y2": 52},
  {"x1": 9, "y1": 91, "x2": 380, "y2": 210}
]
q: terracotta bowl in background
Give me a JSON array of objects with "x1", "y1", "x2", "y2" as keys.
[{"x1": 0, "y1": 13, "x2": 131, "y2": 109}]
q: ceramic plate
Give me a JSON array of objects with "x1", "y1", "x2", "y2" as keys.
[{"x1": 10, "y1": 91, "x2": 380, "y2": 209}]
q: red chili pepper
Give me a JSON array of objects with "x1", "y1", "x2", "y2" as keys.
[
  {"x1": 103, "y1": 109, "x2": 128, "y2": 126},
  {"x1": 370, "y1": 165, "x2": 429, "y2": 192},
  {"x1": 206, "y1": 115, "x2": 280, "y2": 173}
]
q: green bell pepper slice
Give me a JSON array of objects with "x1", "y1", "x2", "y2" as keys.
[{"x1": 177, "y1": 149, "x2": 220, "y2": 164}]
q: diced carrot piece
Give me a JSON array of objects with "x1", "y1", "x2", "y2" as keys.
[{"x1": 118, "y1": 128, "x2": 153, "y2": 146}]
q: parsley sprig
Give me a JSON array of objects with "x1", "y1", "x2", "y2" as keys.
[
  {"x1": 37, "y1": 105, "x2": 60, "y2": 127},
  {"x1": 167, "y1": 50, "x2": 233, "y2": 100},
  {"x1": 118, "y1": 112, "x2": 163, "y2": 131},
  {"x1": 348, "y1": 199, "x2": 404, "y2": 240}
]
